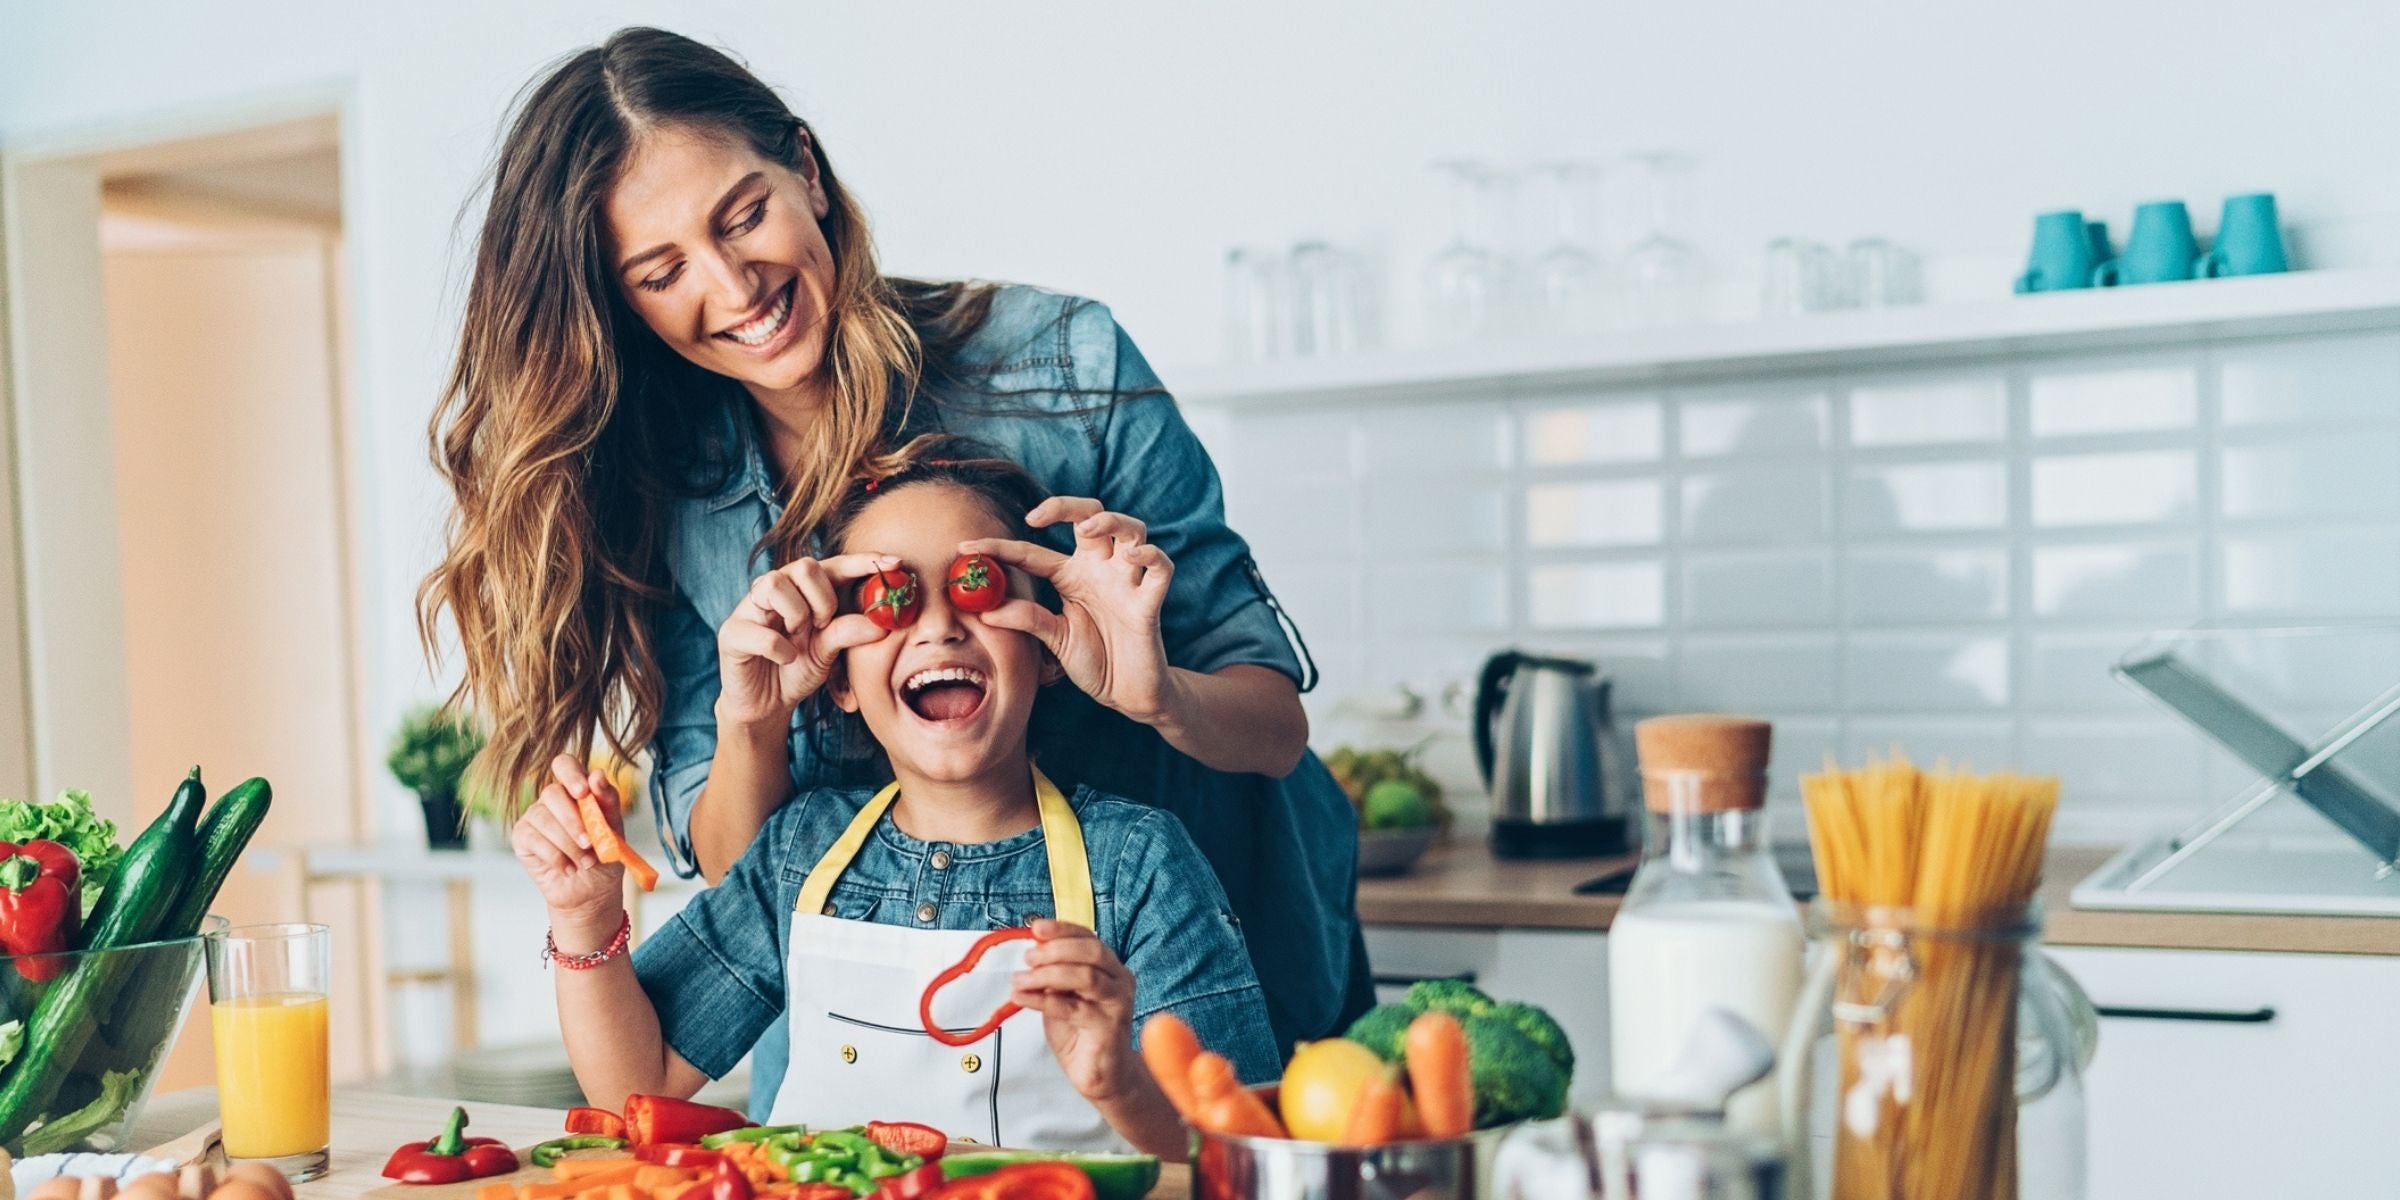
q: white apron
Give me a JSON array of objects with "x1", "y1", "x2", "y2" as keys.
[{"x1": 767, "y1": 768, "x2": 1123, "y2": 1152}]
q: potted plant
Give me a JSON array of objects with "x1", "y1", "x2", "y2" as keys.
[{"x1": 387, "y1": 705, "x2": 486, "y2": 850}]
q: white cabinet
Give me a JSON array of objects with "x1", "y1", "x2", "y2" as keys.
[
  {"x1": 1361, "y1": 925, "x2": 1611, "y2": 1105},
  {"x1": 2047, "y1": 945, "x2": 2400, "y2": 1200}
]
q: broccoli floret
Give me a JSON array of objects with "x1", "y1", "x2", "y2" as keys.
[
  {"x1": 1343, "y1": 1003, "x2": 1418, "y2": 1062},
  {"x1": 1489, "y1": 1000, "x2": 1575, "y2": 1076},
  {"x1": 1462, "y1": 1011, "x2": 1569, "y2": 1126},
  {"x1": 1403, "y1": 977, "x2": 1495, "y2": 1019}
]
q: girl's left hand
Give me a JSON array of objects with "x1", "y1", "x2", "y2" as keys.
[
  {"x1": 1010, "y1": 919, "x2": 1144, "y2": 1103},
  {"x1": 959, "y1": 497, "x2": 1174, "y2": 725}
]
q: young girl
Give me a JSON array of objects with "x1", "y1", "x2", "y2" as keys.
[{"x1": 512, "y1": 439, "x2": 1279, "y2": 1157}]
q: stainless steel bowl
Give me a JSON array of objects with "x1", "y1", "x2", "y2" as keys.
[{"x1": 1192, "y1": 1118, "x2": 1512, "y2": 1200}]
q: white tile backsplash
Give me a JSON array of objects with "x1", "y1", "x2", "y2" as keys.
[{"x1": 1212, "y1": 330, "x2": 2400, "y2": 834}]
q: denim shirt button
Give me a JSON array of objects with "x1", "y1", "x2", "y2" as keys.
[
  {"x1": 915, "y1": 902, "x2": 938, "y2": 924},
  {"x1": 930, "y1": 849, "x2": 953, "y2": 870}
]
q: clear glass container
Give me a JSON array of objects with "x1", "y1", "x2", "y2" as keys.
[{"x1": 1778, "y1": 902, "x2": 2097, "y2": 1200}]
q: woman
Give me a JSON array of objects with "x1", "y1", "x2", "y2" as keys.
[{"x1": 420, "y1": 27, "x2": 1365, "y2": 1111}]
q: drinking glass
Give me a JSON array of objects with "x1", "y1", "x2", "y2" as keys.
[
  {"x1": 1524, "y1": 161, "x2": 1606, "y2": 336},
  {"x1": 207, "y1": 923, "x2": 331, "y2": 1181},
  {"x1": 1424, "y1": 159, "x2": 1512, "y2": 342},
  {"x1": 1848, "y1": 237, "x2": 1922, "y2": 307},
  {"x1": 1761, "y1": 237, "x2": 1815, "y2": 317},
  {"x1": 1617, "y1": 151, "x2": 1707, "y2": 326},
  {"x1": 1223, "y1": 246, "x2": 1284, "y2": 362},
  {"x1": 1287, "y1": 240, "x2": 1357, "y2": 356}
]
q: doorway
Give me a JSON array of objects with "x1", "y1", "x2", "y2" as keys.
[{"x1": 1, "y1": 107, "x2": 374, "y2": 1090}]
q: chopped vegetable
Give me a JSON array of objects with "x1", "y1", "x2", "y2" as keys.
[
  {"x1": 532, "y1": 1136, "x2": 630, "y2": 1168},
  {"x1": 578, "y1": 790, "x2": 659, "y2": 892},
  {"x1": 861, "y1": 1123, "x2": 945, "y2": 1163},
  {"x1": 878, "y1": 1164, "x2": 947, "y2": 1200},
  {"x1": 920, "y1": 928, "x2": 1035, "y2": 1047},
  {"x1": 569, "y1": 1107, "x2": 631, "y2": 1139},
  {"x1": 935, "y1": 1154, "x2": 1157, "y2": 1200},
  {"x1": 0, "y1": 839, "x2": 79, "y2": 981},
  {"x1": 709, "y1": 1159, "x2": 754, "y2": 1200},
  {"x1": 623, "y1": 1095, "x2": 751, "y2": 1148},
  {"x1": 383, "y1": 1106, "x2": 523, "y2": 1183},
  {"x1": 0, "y1": 789, "x2": 123, "y2": 914},
  {"x1": 637, "y1": 1145, "x2": 725, "y2": 1169},
  {"x1": 703, "y1": 1124, "x2": 808, "y2": 1149},
  {"x1": 923, "y1": 1162, "x2": 1093, "y2": 1200}
]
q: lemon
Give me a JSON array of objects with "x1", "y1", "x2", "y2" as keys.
[{"x1": 1279, "y1": 1037, "x2": 1389, "y2": 1142}]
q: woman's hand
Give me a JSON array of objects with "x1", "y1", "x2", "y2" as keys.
[
  {"x1": 512, "y1": 755, "x2": 627, "y2": 945},
  {"x1": 1012, "y1": 919, "x2": 1148, "y2": 1103},
  {"x1": 961, "y1": 498, "x2": 1173, "y2": 725},
  {"x1": 715, "y1": 554, "x2": 897, "y2": 730}
]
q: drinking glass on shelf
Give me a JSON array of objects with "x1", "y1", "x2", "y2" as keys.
[
  {"x1": 208, "y1": 923, "x2": 331, "y2": 1181},
  {"x1": 1617, "y1": 150, "x2": 1707, "y2": 326},
  {"x1": 1849, "y1": 237, "x2": 1923, "y2": 307},
  {"x1": 1761, "y1": 237, "x2": 1814, "y2": 317},
  {"x1": 1424, "y1": 158, "x2": 1512, "y2": 342},
  {"x1": 1287, "y1": 240, "x2": 1357, "y2": 356},
  {"x1": 1524, "y1": 160, "x2": 1606, "y2": 336},
  {"x1": 1222, "y1": 246, "x2": 1285, "y2": 362}
]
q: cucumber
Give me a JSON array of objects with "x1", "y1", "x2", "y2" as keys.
[
  {"x1": 939, "y1": 1152, "x2": 1161, "y2": 1200},
  {"x1": 0, "y1": 769, "x2": 206, "y2": 1145},
  {"x1": 159, "y1": 777, "x2": 272, "y2": 938}
]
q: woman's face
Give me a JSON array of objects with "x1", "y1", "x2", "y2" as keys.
[{"x1": 604, "y1": 126, "x2": 839, "y2": 402}]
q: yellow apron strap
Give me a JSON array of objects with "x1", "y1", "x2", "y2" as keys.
[
  {"x1": 1034, "y1": 767, "x2": 1096, "y2": 930},
  {"x1": 795, "y1": 780, "x2": 903, "y2": 916},
  {"x1": 793, "y1": 771, "x2": 1094, "y2": 927}
]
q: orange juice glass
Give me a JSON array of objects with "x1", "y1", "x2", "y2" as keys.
[{"x1": 206, "y1": 923, "x2": 331, "y2": 1181}]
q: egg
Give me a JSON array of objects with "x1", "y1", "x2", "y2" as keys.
[
  {"x1": 115, "y1": 1174, "x2": 176, "y2": 1200},
  {"x1": 220, "y1": 1167, "x2": 289, "y2": 1200},
  {"x1": 25, "y1": 1176, "x2": 78, "y2": 1200},
  {"x1": 172, "y1": 1166, "x2": 214, "y2": 1200},
  {"x1": 204, "y1": 1178, "x2": 276, "y2": 1200}
]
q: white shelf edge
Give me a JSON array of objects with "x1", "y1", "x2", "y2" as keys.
[{"x1": 1169, "y1": 268, "x2": 2400, "y2": 407}]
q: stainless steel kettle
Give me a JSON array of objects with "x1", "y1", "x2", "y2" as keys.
[{"x1": 1474, "y1": 649, "x2": 1632, "y2": 858}]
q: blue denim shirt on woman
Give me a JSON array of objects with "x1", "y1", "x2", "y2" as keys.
[
  {"x1": 634, "y1": 781, "x2": 1284, "y2": 1089},
  {"x1": 644, "y1": 285, "x2": 1365, "y2": 1113}
]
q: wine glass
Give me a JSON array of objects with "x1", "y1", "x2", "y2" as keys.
[
  {"x1": 1424, "y1": 158, "x2": 1512, "y2": 343},
  {"x1": 1617, "y1": 150, "x2": 1706, "y2": 326},
  {"x1": 1524, "y1": 160, "x2": 1606, "y2": 336}
]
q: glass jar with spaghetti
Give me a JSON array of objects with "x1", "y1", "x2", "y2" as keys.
[{"x1": 1777, "y1": 758, "x2": 2099, "y2": 1200}]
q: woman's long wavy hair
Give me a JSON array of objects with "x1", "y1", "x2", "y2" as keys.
[{"x1": 419, "y1": 27, "x2": 994, "y2": 809}]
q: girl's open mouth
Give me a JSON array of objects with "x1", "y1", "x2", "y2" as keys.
[{"x1": 902, "y1": 666, "x2": 989, "y2": 724}]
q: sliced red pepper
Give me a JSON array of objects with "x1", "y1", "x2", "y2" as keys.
[
  {"x1": 925, "y1": 1163, "x2": 1093, "y2": 1200},
  {"x1": 709, "y1": 1157, "x2": 755, "y2": 1200},
  {"x1": 566, "y1": 1106, "x2": 629, "y2": 1139},
  {"x1": 863, "y1": 1122, "x2": 946, "y2": 1163},
  {"x1": 0, "y1": 839, "x2": 79, "y2": 982},
  {"x1": 382, "y1": 1106, "x2": 522, "y2": 1184},
  {"x1": 770, "y1": 1186, "x2": 854, "y2": 1200},
  {"x1": 624, "y1": 1094, "x2": 752, "y2": 1147},
  {"x1": 878, "y1": 1163, "x2": 947, "y2": 1200},
  {"x1": 638, "y1": 1143, "x2": 726, "y2": 1169},
  {"x1": 919, "y1": 927, "x2": 1037, "y2": 1047}
]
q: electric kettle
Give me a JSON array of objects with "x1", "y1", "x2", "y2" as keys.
[{"x1": 1473, "y1": 649, "x2": 1633, "y2": 858}]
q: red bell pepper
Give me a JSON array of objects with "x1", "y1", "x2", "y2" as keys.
[
  {"x1": 382, "y1": 1106, "x2": 522, "y2": 1184},
  {"x1": 566, "y1": 1106, "x2": 628, "y2": 1138},
  {"x1": 863, "y1": 1122, "x2": 946, "y2": 1163},
  {"x1": 637, "y1": 1143, "x2": 725, "y2": 1169},
  {"x1": 923, "y1": 1163, "x2": 1093, "y2": 1200},
  {"x1": 623, "y1": 1094, "x2": 751, "y2": 1147},
  {"x1": 919, "y1": 927, "x2": 1036, "y2": 1047},
  {"x1": 0, "y1": 839, "x2": 79, "y2": 982},
  {"x1": 878, "y1": 1163, "x2": 947, "y2": 1200},
  {"x1": 708, "y1": 1157, "x2": 754, "y2": 1200}
]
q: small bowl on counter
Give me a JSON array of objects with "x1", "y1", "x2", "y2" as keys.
[
  {"x1": 1355, "y1": 827, "x2": 1438, "y2": 878},
  {"x1": 1192, "y1": 1086, "x2": 1511, "y2": 1200}
]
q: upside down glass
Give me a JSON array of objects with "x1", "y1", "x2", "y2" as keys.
[{"x1": 207, "y1": 923, "x2": 331, "y2": 1181}]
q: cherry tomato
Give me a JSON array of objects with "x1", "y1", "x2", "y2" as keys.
[
  {"x1": 857, "y1": 568, "x2": 923, "y2": 630},
  {"x1": 945, "y1": 554, "x2": 1006, "y2": 614}
]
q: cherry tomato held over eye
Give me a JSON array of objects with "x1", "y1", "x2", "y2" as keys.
[
  {"x1": 946, "y1": 553, "x2": 1006, "y2": 614},
  {"x1": 858, "y1": 568, "x2": 923, "y2": 630}
]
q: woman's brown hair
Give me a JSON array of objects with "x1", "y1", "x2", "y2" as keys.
[{"x1": 418, "y1": 27, "x2": 994, "y2": 808}]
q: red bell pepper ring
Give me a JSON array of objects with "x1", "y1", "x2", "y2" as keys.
[
  {"x1": 709, "y1": 1157, "x2": 755, "y2": 1200},
  {"x1": 920, "y1": 927, "x2": 1037, "y2": 1047},
  {"x1": 923, "y1": 1162, "x2": 1093, "y2": 1200},
  {"x1": 0, "y1": 839, "x2": 79, "y2": 982},
  {"x1": 863, "y1": 1122, "x2": 946, "y2": 1163},
  {"x1": 382, "y1": 1106, "x2": 522, "y2": 1184},
  {"x1": 638, "y1": 1143, "x2": 726, "y2": 1169},
  {"x1": 878, "y1": 1163, "x2": 947, "y2": 1200},
  {"x1": 624, "y1": 1094, "x2": 752, "y2": 1147},
  {"x1": 566, "y1": 1105, "x2": 628, "y2": 1139}
]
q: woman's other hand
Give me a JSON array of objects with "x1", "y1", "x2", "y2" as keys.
[
  {"x1": 960, "y1": 497, "x2": 1172, "y2": 725},
  {"x1": 513, "y1": 755, "x2": 628, "y2": 939},
  {"x1": 1012, "y1": 919, "x2": 1146, "y2": 1103},
  {"x1": 715, "y1": 554, "x2": 897, "y2": 730}
]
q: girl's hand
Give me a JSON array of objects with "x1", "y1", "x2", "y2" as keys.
[
  {"x1": 961, "y1": 498, "x2": 1172, "y2": 725},
  {"x1": 716, "y1": 554, "x2": 898, "y2": 731},
  {"x1": 512, "y1": 755, "x2": 627, "y2": 944},
  {"x1": 1011, "y1": 920, "x2": 1147, "y2": 1103}
]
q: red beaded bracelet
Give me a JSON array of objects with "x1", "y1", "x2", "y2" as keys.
[{"x1": 544, "y1": 912, "x2": 632, "y2": 970}]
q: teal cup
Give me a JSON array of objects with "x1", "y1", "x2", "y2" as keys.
[
  {"x1": 2196, "y1": 192, "x2": 2289, "y2": 277},
  {"x1": 2015, "y1": 209, "x2": 2099, "y2": 293},
  {"x1": 2093, "y1": 200, "x2": 2199, "y2": 286},
  {"x1": 2086, "y1": 219, "x2": 2112, "y2": 265}
]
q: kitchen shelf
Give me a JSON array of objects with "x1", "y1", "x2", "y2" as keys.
[{"x1": 1169, "y1": 267, "x2": 2400, "y2": 407}]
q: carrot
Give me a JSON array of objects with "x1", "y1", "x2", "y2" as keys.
[
  {"x1": 1404, "y1": 1010, "x2": 1474, "y2": 1138},
  {"x1": 1341, "y1": 1068, "x2": 1409, "y2": 1146},
  {"x1": 634, "y1": 1167, "x2": 698, "y2": 1191},
  {"x1": 553, "y1": 1160, "x2": 640, "y2": 1183},
  {"x1": 478, "y1": 1185, "x2": 519, "y2": 1200},
  {"x1": 577, "y1": 788, "x2": 659, "y2": 891},
  {"x1": 1138, "y1": 1013, "x2": 1204, "y2": 1120},
  {"x1": 1186, "y1": 1050, "x2": 1286, "y2": 1138}
]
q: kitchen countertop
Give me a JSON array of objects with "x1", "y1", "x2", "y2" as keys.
[{"x1": 1357, "y1": 840, "x2": 2400, "y2": 956}]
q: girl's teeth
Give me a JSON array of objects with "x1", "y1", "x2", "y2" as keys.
[{"x1": 726, "y1": 288, "x2": 792, "y2": 345}]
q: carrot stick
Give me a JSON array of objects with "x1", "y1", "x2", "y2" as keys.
[
  {"x1": 1139, "y1": 1013, "x2": 1204, "y2": 1120},
  {"x1": 1187, "y1": 1051, "x2": 1286, "y2": 1138},
  {"x1": 553, "y1": 1160, "x2": 640, "y2": 1183},
  {"x1": 1405, "y1": 1011, "x2": 1475, "y2": 1138},
  {"x1": 577, "y1": 789, "x2": 659, "y2": 891},
  {"x1": 478, "y1": 1185, "x2": 519, "y2": 1200},
  {"x1": 1341, "y1": 1068, "x2": 1408, "y2": 1146}
]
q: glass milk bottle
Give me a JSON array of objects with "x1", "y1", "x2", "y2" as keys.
[{"x1": 1608, "y1": 715, "x2": 1805, "y2": 1137}]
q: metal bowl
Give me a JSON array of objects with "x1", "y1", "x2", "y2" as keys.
[
  {"x1": 1193, "y1": 1088, "x2": 1511, "y2": 1200},
  {"x1": 1355, "y1": 827, "x2": 1437, "y2": 878}
]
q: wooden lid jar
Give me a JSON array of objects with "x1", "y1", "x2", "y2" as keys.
[{"x1": 1633, "y1": 714, "x2": 1773, "y2": 813}]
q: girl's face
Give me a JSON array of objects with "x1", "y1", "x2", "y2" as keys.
[
  {"x1": 831, "y1": 483, "x2": 1052, "y2": 785},
  {"x1": 603, "y1": 126, "x2": 840, "y2": 402}
]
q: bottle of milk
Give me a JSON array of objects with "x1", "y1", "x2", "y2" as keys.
[{"x1": 1607, "y1": 714, "x2": 1803, "y2": 1137}]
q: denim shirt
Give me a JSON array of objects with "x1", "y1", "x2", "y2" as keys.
[
  {"x1": 634, "y1": 782, "x2": 1284, "y2": 1088},
  {"x1": 643, "y1": 286, "x2": 1367, "y2": 1106}
]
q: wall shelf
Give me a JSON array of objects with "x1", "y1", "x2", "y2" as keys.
[{"x1": 1169, "y1": 268, "x2": 2400, "y2": 408}]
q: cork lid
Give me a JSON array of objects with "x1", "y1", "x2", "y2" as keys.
[{"x1": 1634, "y1": 714, "x2": 1773, "y2": 813}]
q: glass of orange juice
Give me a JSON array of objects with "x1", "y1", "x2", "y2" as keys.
[{"x1": 205, "y1": 923, "x2": 331, "y2": 1181}]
